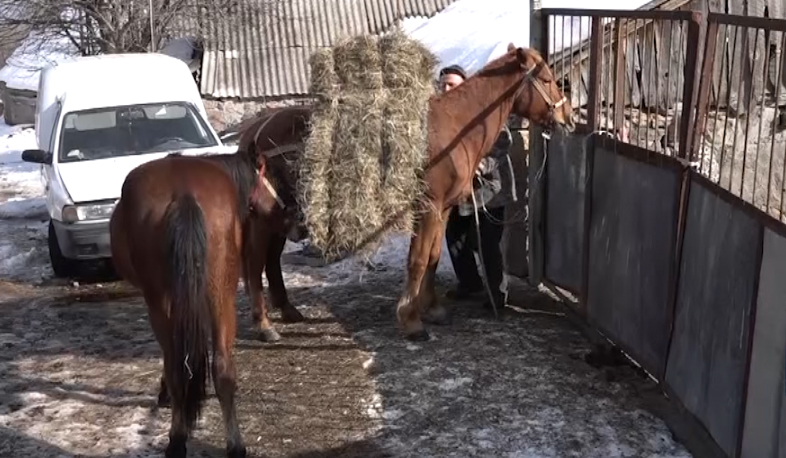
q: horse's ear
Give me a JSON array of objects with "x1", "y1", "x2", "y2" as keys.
[
  {"x1": 515, "y1": 47, "x2": 528, "y2": 66},
  {"x1": 256, "y1": 154, "x2": 267, "y2": 175},
  {"x1": 507, "y1": 43, "x2": 516, "y2": 53}
]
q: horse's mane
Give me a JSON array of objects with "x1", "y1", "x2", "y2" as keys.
[{"x1": 168, "y1": 151, "x2": 255, "y2": 222}]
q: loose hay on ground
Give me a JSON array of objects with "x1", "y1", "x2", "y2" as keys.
[{"x1": 300, "y1": 30, "x2": 438, "y2": 260}]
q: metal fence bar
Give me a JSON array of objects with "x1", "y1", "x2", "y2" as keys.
[
  {"x1": 691, "y1": 20, "x2": 719, "y2": 162},
  {"x1": 613, "y1": 18, "x2": 626, "y2": 134},
  {"x1": 542, "y1": 8, "x2": 696, "y2": 20},
  {"x1": 678, "y1": 13, "x2": 702, "y2": 160},
  {"x1": 527, "y1": 4, "x2": 550, "y2": 288},
  {"x1": 587, "y1": 17, "x2": 603, "y2": 130}
]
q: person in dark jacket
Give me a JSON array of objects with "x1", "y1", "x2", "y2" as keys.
[{"x1": 439, "y1": 64, "x2": 514, "y2": 313}]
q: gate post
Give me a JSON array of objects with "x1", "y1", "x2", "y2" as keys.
[{"x1": 527, "y1": 0, "x2": 548, "y2": 287}]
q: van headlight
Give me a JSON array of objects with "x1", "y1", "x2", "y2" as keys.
[{"x1": 62, "y1": 201, "x2": 116, "y2": 223}]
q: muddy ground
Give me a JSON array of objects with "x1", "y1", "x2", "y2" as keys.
[{"x1": 0, "y1": 249, "x2": 693, "y2": 458}]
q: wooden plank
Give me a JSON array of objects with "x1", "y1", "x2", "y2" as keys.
[
  {"x1": 613, "y1": 18, "x2": 627, "y2": 129},
  {"x1": 627, "y1": 31, "x2": 642, "y2": 107},
  {"x1": 640, "y1": 19, "x2": 659, "y2": 109}
]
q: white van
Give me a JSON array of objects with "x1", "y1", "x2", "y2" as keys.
[{"x1": 21, "y1": 53, "x2": 235, "y2": 278}]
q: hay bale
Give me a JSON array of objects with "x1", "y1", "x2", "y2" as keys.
[
  {"x1": 309, "y1": 48, "x2": 338, "y2": 98},
  {"x1": 327, "y1": 94, "x2": 385, "y2": 257},
  {"x1": 333, "y1": 35, "x2": 383, "y2": 91},
  {"x1": 300, "y1": 29, "x2": 438, "y2": 259},
  {"x1": 379, "y1": 30, "x2": 439, "y2": 90}
]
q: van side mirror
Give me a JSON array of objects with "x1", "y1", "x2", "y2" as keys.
[{"x1": 21, "y1": 149, "x2": 52, "y2": 164}]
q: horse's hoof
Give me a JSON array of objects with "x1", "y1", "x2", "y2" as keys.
[
  {"x1": 165, "y1": 441, "x2": 186, "y2": 458},
  {"x1": 227, "y1": 444, "x2": 247, "y2": 458},
  {"x1": 281, "y1": 306, "x2": 305, "y2": 323},
  {"x1": 157, "y1": 390, "x2": 171, "y2": 408},
  {"x1": 423, "y1": 307, "x2": 451, "y2": 326},
  {"x1": 405, "y1": 329, "x2": 430, "y2": 342},
  {"x1": 259, "y1": 327, "x2": 282, "y2": 342}
]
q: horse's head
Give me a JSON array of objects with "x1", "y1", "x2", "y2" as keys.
[
  {"x1": 248, "y1": 153, "x2": 307, "y2": 241},
  {"x1": 506, "y1": 43, "x2": 575, "y2": 133}
]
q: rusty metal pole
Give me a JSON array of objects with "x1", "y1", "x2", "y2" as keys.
[{"x1": 527, "y1": 0, "x2": 547, "y2": 287}]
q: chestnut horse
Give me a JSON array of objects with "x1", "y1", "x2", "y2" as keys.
[
  {"x1": 110, "y1": 150, "x2": 276, "y2": 458},
  {"x1": 236, "y1": 106, "x2": 312, "y2": 342},
  {"x1": 238, "y1": 44, "x2": 574, "y2": 341},
  {"x1": 396, "y1": 44, "x2": 574, "y2": 340}
]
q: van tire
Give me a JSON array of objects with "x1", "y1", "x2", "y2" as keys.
[{"x1": 48, "y1": 220, "x2": 79, "y2": 278}]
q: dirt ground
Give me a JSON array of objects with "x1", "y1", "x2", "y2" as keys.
[{"x1": 0, "y1": 248, "x2": 693, "y2": 458}]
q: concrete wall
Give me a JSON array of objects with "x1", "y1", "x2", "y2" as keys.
[{"x1": 0, "y1": 83, "x2": 35, "y2": 125}]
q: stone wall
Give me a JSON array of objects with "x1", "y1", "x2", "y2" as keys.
[{"x1": 203, "y1": 96, "x2": 314, "y2": 133}]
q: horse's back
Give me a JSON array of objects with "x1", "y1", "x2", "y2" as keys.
[{"x1": 112, "y1": 155, "x2": 244, "y2": 289}]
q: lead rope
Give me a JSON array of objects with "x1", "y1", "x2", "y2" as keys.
[
  {"x1": 470, "y1": 188, "x2": 499, "y2": 319},
  {"x1": 471, "y1": 128, "x2": 609, "y2": 317}
]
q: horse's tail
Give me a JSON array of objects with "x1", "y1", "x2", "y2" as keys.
[{"x1": 163, "y1": 192, "x2": 212, "y2": 433}]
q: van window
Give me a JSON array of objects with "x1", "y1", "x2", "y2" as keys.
[{"x1": 58, "y1": 102, "x2": 218, "y2": 162}]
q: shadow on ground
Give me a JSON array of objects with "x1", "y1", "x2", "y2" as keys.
[{"x1": 0, "y1": 263, "x2": 692, "y2": 457}]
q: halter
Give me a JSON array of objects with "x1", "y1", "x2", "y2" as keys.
[
  {"x1": 250, "y1": 110, "x2": 305, "y2": 210},
  {"x1": 514, "y1": 60, "x2": 567, "y2": 118}
]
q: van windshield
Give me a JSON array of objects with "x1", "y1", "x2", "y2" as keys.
[{"x1": 58, "y1": 102, "x2": 218, "y2": 162}]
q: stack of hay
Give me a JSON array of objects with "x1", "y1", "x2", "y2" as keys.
[{"x1": 299, "y1": 29, "x2": 438, "y2": 261}]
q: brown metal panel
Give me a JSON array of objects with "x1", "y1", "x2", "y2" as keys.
[
  {"x1": 544, "y1": 130, "x2": 589, "y2": 293},
  {"x1": 586, "y1": 144, "x2": 683, "y2": 377},
  {"x1": 664, "y1": 175, "x2": 763, "y2": 457}
]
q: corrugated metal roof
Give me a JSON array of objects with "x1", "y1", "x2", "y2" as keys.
[{"x1": 180, "y1": 0, "x2": 457, "y2": 99}]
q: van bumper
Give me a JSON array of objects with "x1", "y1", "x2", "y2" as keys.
[{"x1": 52, "y1": 219, "x2": 111, "y2": 260}]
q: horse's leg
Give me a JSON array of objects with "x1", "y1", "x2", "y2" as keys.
[
  {"x1": 396, "y1": 210, "x2": 441, "y2": 341},
  {"x1": 242, "y1": 220, "x2": 280, "y2": 342},
  {"x1": 109, "y1": 206, "x2": 140, "y2": 287},
  {"x1": 213, "y1": 274, "x2": 246, "y2": 457},
  {"x1": 265, "y1": 232, "x2": 304, "y2": 323},
  {"x1": 142, "y1": 290, "x2": 172, "y2": 408},
  {"x1": 422, "y1": 209, "x2": 451, "y2": 325}
]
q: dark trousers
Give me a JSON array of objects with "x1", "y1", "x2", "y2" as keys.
[{"x1": 445, "y1": 205, "x2": 506, "y2": 300}]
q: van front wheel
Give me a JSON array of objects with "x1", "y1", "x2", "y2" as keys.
[{"x1": 48, "y1": 220, "x2": 79, "y2": 278}]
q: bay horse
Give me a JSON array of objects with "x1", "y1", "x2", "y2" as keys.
[
  {"x1": 236, "y1": 106, "x2": 313, "y2": 342},
  {"x1": 237, "y1": 44, "x2": 574, "y2": 342},
  {"x1": 109, "y1": 149, "x2": 279, "y2": 458}
]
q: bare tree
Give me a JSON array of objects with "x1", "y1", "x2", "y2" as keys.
[{"x1": 0, "y1": 0, "x2": 271, "y2": 58}]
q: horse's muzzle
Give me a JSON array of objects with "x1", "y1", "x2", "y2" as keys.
[{"x1": 286, "y1": 223, "x2": 309, "y2": 243}]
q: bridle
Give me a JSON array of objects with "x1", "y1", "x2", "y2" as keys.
[
  {"x1": 513, "y1": 60, "x2": 567, "y2": 119},
  {"x1": 250, "y1": 110, "x2": 305, "y2": 210}
]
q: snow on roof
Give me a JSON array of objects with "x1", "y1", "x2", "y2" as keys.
[
  {"x1": 0, "y1": 31, "x2": 79, "y2": 92},
  {"x1": 402, "y1": 0, "x2": 654, "y2": 78}
]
